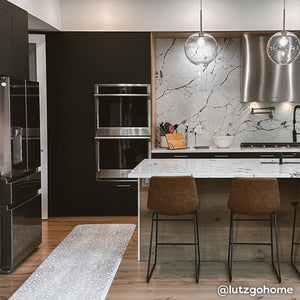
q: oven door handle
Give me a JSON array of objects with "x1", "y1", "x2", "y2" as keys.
[
  {"x1": 116, "y1": 184, "x2": 131, "y2": 188},
  {"x1": 98, "y1": 179, "x2": 137, "y2": 183},
  {"x1": 94, "y1": 136, "x2": 151, "y2": 140}
]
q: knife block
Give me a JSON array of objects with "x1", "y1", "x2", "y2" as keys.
[{"x1": 165, "y1": 133, "x2": 187, "y2": 149}]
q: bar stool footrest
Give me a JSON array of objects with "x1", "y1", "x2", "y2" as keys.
[
  {"x1": 157, "y1": 242, "x2": 199, "y2": 246},
  {"x1": 233, "y1": 242, "x2": 271, "y2": 246}
]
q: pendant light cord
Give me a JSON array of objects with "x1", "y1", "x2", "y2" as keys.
[
  {"x1": 283, "y1": 0, "x2": 286, "y2": 32},
  {"x1": 199, "y1": 0, "x2": 203, "y2": 34}
]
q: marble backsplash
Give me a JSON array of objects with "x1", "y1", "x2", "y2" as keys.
[{"x1": 155, "y1": 38, "x2": 300, "y2": 148}]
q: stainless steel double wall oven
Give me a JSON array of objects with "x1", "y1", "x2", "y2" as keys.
[{"x1": 94, "y1": 84, "x2": 151, "y2": 179}]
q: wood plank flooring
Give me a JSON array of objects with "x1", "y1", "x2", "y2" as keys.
[{"x1": 1, "y1": 217, "x2": 300, "y2": 300}]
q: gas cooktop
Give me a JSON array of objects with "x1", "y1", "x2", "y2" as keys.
[{"x1": 241, "y1": 142, "x2": 300, "y2": 148}]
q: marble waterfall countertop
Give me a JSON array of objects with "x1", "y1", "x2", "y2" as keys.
[
  {"x1": 128, "y1": 158, "x2": 300, "y2": 179},
  {"x1": 152, "y1": 146, "x2": 300, "y2": 153}
]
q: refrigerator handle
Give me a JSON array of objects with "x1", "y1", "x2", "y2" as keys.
[
  {"x1": 11, "y1": 127, "x2": 22, "y2": 138},
  {"x1": 11, "y1": 127, "x2": 23, "y2": 165}
]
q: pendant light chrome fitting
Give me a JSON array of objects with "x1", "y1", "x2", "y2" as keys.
[
  {"x1": 266, "y1": 0, "x2": 300, "y2": 65},
  {"x1": 184, "y1": 0, "x2": 217, "y2": 65}
]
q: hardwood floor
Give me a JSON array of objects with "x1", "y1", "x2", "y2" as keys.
[
  {"x1": 0, "y1": 217, "x2": 136, "y2": 299},
  {"x1": 1, "y1": 217, "x2": 300, "y2": 300}
]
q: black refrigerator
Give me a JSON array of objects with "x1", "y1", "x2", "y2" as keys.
[{"x1": 0, "y1": 76, "x2": 41, "y2": 273}]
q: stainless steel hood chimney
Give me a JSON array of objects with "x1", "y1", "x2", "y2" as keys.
[{"x1": 241, "y1": 34, "x2": 300, "y2": 103}]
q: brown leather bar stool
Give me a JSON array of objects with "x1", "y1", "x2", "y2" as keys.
[
  {"x1": 290, "y1": 201, "x2": 300, "y2": 276},
  {"x1": 146, "y1": 176, "x2": 200, "y2": 283},
  {"x1": 227, "y1": 178, "x2": 281, "y2": 283}
]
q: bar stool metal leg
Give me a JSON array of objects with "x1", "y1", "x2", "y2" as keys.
[
  {"x1": 195, "y1": 212, "x2": 201, "y2": 278},
  {"x1": 193, "y1": 212, "x2": 200, "y2": 282},
  {"x1": 147, "y1": 212, "x2": 158, "y2": 282},
  {"x1": 228, "y1": 211, "x2": 234, "y2": 282},
  {"x1": 270, "y1": 213, "x2": 274, "y2": 263},
  {"x1": 271, "y1": 212, "x2": 281, "y2": 283},
  {"x1": 291, "y1": 209, "x2": 300, "y2": 276},
  {"x1": 147, "y1": 211, "x2": 200, "y2": 283},
  {"x1": 228, "y1": 212, "x2": 281, "y2": 283}
]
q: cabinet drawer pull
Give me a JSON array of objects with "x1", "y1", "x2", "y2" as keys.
[
  {"x1": 282, "y1": 154, "x2": 295, "y2": 158},
  {"x1": 173, "y1": 155, "x2": 188, "y2": 158},
  {"x1": 116, "y1": 184, "x2": 131, "y2": 188},
  {"x1": 214, "y1": 155, "x2": 229, "y2": 158},
  {"x1": 260, "y1": 154, "x2": 275, "y2": 158}
]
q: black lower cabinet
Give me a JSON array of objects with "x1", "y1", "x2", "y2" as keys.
[
  {"x1": 99, "y1": 180, "x2": 138, "y2": 216},
  {"x1": 151, "y1": 152, "x2": 300, "y2": 159}
]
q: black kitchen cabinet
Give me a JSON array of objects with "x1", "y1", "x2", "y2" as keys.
[
  {"x1": 0, "y1": 0, "x2": 29, "y2": 79},
  {"x1": 99, "y1": 180, "x2": 138, "y2": 216},
  {"x1": 12, "y1": 15, "x2": 29, "y2": 79},
  {"x1": 94, "y1": 33, "x2": 151, "y2": 83},
  {"x1": 151, "y1": 151, "x2": 300, "y2": 159},
  {"x1": 46, "y1": 32, "x2": 150, "y2": 216},
  {"x1": 0, "y1": 9, "x2": 13, "y2": 76},
  {"x1": 47, "y1": 35, "x2": 96, "y2": 217}
]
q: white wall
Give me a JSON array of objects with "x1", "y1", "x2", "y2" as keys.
[
  {"x1": 60, "y1": 0, "x2": 300, "y2": 31},
  {"x1": 8, "y1": 0, "x2": 61, "y2": 30},
  {"x1": 60, "y1": 0, "x2": 194, "y2": 31},
  {"x1": 8, "y1": 0, "x2": 300, "y2": 32},
  {"x1": 29, "y1": 34, "x2": 48, "y2": 219}
]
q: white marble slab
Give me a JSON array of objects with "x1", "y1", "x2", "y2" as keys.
[
  {"x1": 129, "y1": 159, "x2": 300, "y2": 178},
  {"x1": 155, "y1": 38, "x2": 300, "y2": 148}
]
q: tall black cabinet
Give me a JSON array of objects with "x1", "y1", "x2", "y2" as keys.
[{"x1": 46, "y1": 32, "x2": 151, "y2": 216}]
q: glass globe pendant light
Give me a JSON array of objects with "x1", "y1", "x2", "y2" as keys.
[
  {"x1": 184, "y1": 0, "x2": 217, "y2": 65},
  {"x1": 266, "y1": 0, "x2": 300, "y2": 65}
]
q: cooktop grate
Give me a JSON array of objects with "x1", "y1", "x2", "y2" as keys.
[{"x1": 241, "y1": 142, "x2": 300, "y2": 148}]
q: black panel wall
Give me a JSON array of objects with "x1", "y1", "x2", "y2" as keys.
[{"x1": 46, "y1": 32, "x2": 151, "y2": 216}]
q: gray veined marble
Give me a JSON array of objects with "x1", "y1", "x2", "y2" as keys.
[
  {"x1": 156, "y1": 38, "x2": 300, "y2": 148},
  {"x1": 129, "y1": 158, "x2": 300, "y2": 179}
]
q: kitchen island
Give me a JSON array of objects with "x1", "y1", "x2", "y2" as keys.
[{"x1": 129, "y1": 158, "x2": 300, "y2": 261}]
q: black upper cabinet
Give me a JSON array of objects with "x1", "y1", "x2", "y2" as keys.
[
  {"x1": 94, "y1": 33, "x2": 151, "y2": 83},
  {"x1": 12, "y1": 15, "x2": 29, "y2": 79},
  {"x1": 0, "y1": 9, "x2": 13, "y2": 76},
  {"x1": 0, "y1": 0, "x2": 29, "y2": 79}
]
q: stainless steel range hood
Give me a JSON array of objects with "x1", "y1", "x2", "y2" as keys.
[{"x1": 241, "y1": 34, "x2": 300, "y2": 103}]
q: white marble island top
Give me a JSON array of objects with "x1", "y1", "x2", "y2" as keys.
[{"x1": 129, "y1": 159, "x2": 300, "y2": 179}]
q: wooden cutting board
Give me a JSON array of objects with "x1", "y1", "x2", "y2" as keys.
[{"x1": 165, "y1": 133, "x2": 187, "y2": 149}]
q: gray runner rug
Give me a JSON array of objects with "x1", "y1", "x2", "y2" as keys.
[{"x1": 9, "y1": 224, "x2": 136, "y2": 300}]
